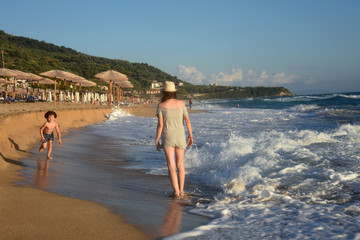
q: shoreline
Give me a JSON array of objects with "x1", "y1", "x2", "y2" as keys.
[{"x1": 0, "y1": 102, "x2": 149, "y2": 239}]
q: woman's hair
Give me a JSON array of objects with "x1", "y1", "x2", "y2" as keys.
[{"x1": 161, "y1": 91, "x2": 177, "y2": 102}]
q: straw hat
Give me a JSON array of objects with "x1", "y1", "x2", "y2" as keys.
[{"x1": 163, "y1": 81, "x2": 177, "y2": 92}]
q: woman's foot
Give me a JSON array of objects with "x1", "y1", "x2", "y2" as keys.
[
  {"x1": 180, "y1": 192, "x2": 185, "y2": 197},
  {"x1": 172, "y1": 192, "x2": 181, "y2": 199}
]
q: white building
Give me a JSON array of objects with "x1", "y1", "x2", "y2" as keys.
[{"x1": 151, "y1": 81, "x2": 163, "y2": 89}]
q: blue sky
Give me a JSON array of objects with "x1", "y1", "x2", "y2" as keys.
[{"x1": 1, "y1": 0, "x2": 359, "y2": 94}]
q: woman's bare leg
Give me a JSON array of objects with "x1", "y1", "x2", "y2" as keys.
[
  {"x1": 175, "y1": 148, "x2": 185, "y2": 196},
  {"x1": 164, "y1": 148, "x2": 180, "y2": 196}
]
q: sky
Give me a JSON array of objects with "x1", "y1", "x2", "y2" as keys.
[{"x1": 1, "y1": 0, "x2": 359, "y2": 95}]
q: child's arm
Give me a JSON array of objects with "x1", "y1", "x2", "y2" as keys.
[
  {"x1": 40, "y1": 123, "x2": 46, "y2": 142},
  {"x1": 55, "y1": 123, "x2": 62, "y2": 144}
]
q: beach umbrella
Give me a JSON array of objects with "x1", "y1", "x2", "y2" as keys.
[
  {"x1": 40, "y1": 70, "x2": 87, "y2": 104},
  {"x1": 37, "y1": 77, "x2": 55, "y2": 85},
  {"x1": 40, "y1": 69, "x2": 80, "y2": 80},
  {"x1": 95, "y1": 70, "x2": 129, "y2": 104},
  {"x1": 24, "y1": 72, "x2": 42, "y2": 81},
  {"x1": 94, "y1": 70, "x2": 128, "y2": 82},
  {"x1": 0, "y1": 68, "x2": 23, "y2": 100},
  {"x1": 35, "y1": 78, "x2": 55, "y2": 102},
  {"x1": 115, "y1": 80, "x2": 133, "y2": 102},
  {"x1": 75, "y1": 78, "x2": 96, "y2": 87}
]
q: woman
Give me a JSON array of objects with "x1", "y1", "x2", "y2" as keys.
[{"x1": 156, "y1": 81, "x2": 193, "y2": 198}]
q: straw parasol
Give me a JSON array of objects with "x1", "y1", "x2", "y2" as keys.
[
  {"x1": 94, "y1": 70, "x2": 128, "y2": 82},
  {"x1": 0, "y1": 68, "x2": 18, "y2": 78},
  {"x1": 0, "y1": 68, "x2": 33, "y2": 99},
  {"x1": 74, "y1": 77, "x2": 96, "y2": 87},
  {"x1": 0, "y1": 68, "x2": 18, "y2": 100},
  {"x1": 95, "y1": 70, "x2": 129, "y2": 104},
  {"x1": 40, "y1": 70, "x2": 86, "y2": 104},
  {"x1": 38, "y1": 77, "x2": 55, "y2": 85}
]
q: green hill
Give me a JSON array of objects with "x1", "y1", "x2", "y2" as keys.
[{"x1": 0, "y1": 30, "x2": 293, "y2": 99}]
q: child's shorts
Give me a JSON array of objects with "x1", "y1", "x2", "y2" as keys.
[{"x1": 42, "y1": 132, "x2": 54, "y2": 143}]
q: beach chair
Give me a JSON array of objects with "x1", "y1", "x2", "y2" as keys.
[
  {"x1": 7, "y1": 95, "x2": 16, "y2": 102},
  {"x1": 26, "y1": 95, "x2": 35, "y2": 102}
]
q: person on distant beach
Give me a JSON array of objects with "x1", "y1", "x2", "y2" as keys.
[
  {"x1": 156, "y1": 81, "x2": 193, "y2": 199},
  {"x1": 189, "y1": 98, "x2": 193, "y2": 109},
  {"x1": 39, "y1": 111, "x2": 62, "y2": 159}
]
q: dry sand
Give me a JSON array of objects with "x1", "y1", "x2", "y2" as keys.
[{"x1": 0, "y1": 102, "x2": 149, "y2": 239}]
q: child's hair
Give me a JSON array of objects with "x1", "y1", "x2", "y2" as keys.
[{"x1": 44, "y1": 111, "x2": 57, "y2": 119}]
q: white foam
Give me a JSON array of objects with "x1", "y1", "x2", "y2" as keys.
[
  {"x1": 106, "y1": 107, "x2": 132, "y2": 121},
  {"x1": 94, "y1": 97, "x2": 360, "y2": 239}
]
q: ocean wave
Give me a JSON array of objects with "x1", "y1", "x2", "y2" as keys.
[
  {"x1": 185, "y1": 124, "x2": 359, "y2": 195},
  {"x1": 106, "y1": 108, "x2": 132, "y2": 121},
  {"x1": 173, "y1": 124, "x2": 360, "y2": 240},
  {"x1": 288, "y1": 104, "x2": 320, "y2": 112}
]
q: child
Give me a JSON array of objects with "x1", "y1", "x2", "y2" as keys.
[{"x1": 39, "y1": 111, "x2": 62, "y2": 159}]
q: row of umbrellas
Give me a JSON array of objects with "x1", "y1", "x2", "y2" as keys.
[{"x1": 0, "y1": 68, "x2": 133, "y2": 103}]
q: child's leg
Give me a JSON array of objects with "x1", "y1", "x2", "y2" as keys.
[
  {"x1": 39, "y1": 142, "x2": 47, "y2": 152},
  {"x1": 47, "y1": 140, "x2": 53, "y2": 159}
]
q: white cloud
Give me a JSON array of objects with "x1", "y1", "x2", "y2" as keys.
[
  {"x1": 210, "y1": 68, "x2": 243, "y2": 83},
  {"x1": 272, "y1": 72, "x2": 298, "y2": 84},
  {"x1": 177, "y1": 65, "x2": 206, "y2": 84},
  {"x1": 261, "y1": 70, "x2": 270, "y2": 79},
  {"x1": 176, "y1": 65, "x2": 301, "y2": 87}
]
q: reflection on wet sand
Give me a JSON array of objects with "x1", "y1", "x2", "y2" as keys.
[
  {"x1": 159, "y1": 200, "x2": 184, "y2": 238},
  {"x1": 34, "y1": 157, "x2": 54, "y2": 188}
]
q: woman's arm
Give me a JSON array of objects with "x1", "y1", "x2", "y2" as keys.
[
  {"x1": 184, "y1": 114, "x2": 193, "y2": 147},
  {"x1": 156, "y1": 114, "x2": 163, "y2": 151}
]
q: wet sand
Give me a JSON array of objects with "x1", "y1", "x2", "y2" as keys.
[
  {"x1": 19, "y1": 125, "x2": 211, "y2": 238},
  {"x1": 0, "y1": 102, "x2": 207, "y2": 239},
  {"x1": 0, "y1": 102, "x2": 149, "y2": 239}
]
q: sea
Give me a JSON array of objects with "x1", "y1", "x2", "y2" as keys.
[{"x1": 20, "y1": 92, "x2": 360, "y2": 239}]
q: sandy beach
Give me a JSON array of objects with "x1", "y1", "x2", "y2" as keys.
[{"x1": 0, "y1": 102, "x2": 150, "y2": 239}]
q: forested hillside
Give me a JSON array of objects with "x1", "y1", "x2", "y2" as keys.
[{"x1": 0, "y1": 30, "x2": 293, "y2": 98}]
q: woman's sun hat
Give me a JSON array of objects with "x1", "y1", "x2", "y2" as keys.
[{"x1": 163, "y1": 81, "x2": 177, "y2": 92}]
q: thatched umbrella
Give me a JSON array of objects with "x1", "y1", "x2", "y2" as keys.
[
  {"x1": 0, "y1": 68, "x2": 20, "y2": 100},
  {"x1": 0, "y1": 69, "x2": 32, "y2": 99},
  {"x1": 95, "y1": 70, "x2": 129, "y2": 104},
  {"x1": 94, "y1": 70, "x2": 128, "y2": 82},
  {"x1": 19, "y1": 72, "x2": 42, "y2": 99},
  {"x1": 37, "y1": 77, "x2": 55, "y2": 85},
  {"x1": 36, "y1": 77, "x2": 55, "y2": 101},
  {"x1": 75, "y1": 77, "x2": 96, "y2": 88},
  {"x1": 40, "y1": 70, "x2": 87, "y2": 104},
  {"x1": 73, "y1": 78, "x2": 96, "y2": 103},
  {"x1": 114, "y1": 80, "x2": 133, "y2": 102}
]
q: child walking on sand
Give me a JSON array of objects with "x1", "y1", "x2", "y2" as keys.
[{"x1": 39, "y1": 111, "x2": 62, "y2": 159}]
